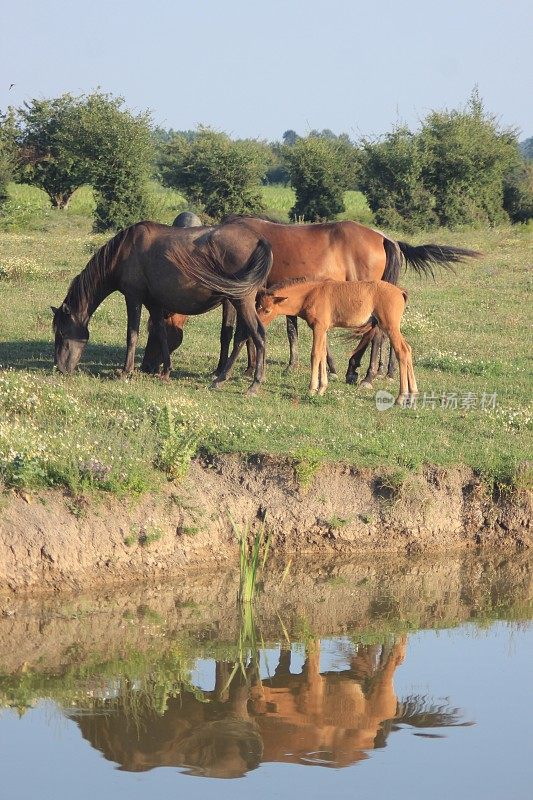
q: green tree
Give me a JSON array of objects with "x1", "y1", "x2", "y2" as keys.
[
  {"x1": 359, "y1": 126, "x2": 437, "y2": 231},
  {"x1": 0, "y1": 109, "x2": 19, "y2": 205},
  {"x1": 159, "y1": 128, "x2": 266, "y2": 220},
  {"x1": 503, "y1": 162, "x2": 533, "y2": 223},
  {"x1": 419, "y1": 91, "x2": 521, "y2": 226},
  {"x1": 284, "y1": 135, "x2": 348, "y2": 221},
  {"x1": 73, "y1": 92, "x2": 154, "y2": 231},
  {"x1": 16, "y1": 95, "x2": 90, "y2": 208},
  {"x1": 519, "y1": 136, "x2": 533, "y2": 160}
]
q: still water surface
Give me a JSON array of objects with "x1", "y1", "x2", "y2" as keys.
[{"x1": 1, "y1": 555, "x2": 531, "y2": 799}]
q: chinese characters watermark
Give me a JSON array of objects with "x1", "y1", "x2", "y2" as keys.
[{"x1": 375, "y1": 390, "x2": 497, "y2": 411}]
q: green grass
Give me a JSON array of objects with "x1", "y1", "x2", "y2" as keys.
[
  {"x1": 0, "y1": 186, "x2": 531, "y2": 495},
  {"x1": 260, "y1": 185, "x2": 374, "y2": 223}
]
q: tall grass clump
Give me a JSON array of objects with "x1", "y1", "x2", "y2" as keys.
[
  {"x1": 155, "y1": 404, "x2": 200, "y2": 481},
  {"x1": 233, "y1": 520, "x2": 271, "y2": 604}
]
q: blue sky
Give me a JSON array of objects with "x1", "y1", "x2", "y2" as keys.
[{"x1": 1, "y1": 0, "x2": 531, "y2": 140}]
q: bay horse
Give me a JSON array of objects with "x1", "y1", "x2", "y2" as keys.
[
  {"x1": 143, "y1": 216, "x2": 480, "y2": 385},
  {"x1": 256, "y1": 279, "x2": 417, "y2": 404},
  {"x1": 52, "y1": 220, "x2": 273, "y2": 394}
]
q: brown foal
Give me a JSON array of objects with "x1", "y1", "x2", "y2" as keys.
[{"x1": 256, "y1": 280, "x2": 418, "y2": 404}]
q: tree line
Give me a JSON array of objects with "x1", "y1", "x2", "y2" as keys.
[{"x1": 1, "y1": 89, "x2": 531, "y2": 230}]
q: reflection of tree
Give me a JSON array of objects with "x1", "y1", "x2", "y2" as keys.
[{"x1": 72, "y1": 634, "x2": 470, "y2": 777}]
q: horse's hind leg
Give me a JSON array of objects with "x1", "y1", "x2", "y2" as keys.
[
  {"x1": 244, "y1": 338, "x2": 257, "y2": 377},
  {"x1": 360, "y1": 328, "x2": 384, "y2": 389},
  {"x1": 285, "y1": 315, "x2": 299, "y2": 372},
  {"x1": 387, "y1": 344, "x2": 397, "y2": 380},
  {"x1": 214, "y1": 300, "x2": 236, "y2": 377},
  {"x1": 213, "y1": 300, "x2": 266, "y2": 395},
  {"x1": 146, "y1": 304, "x2": 171, "y2": 380},
  {"x1": 346, "y1": 328, "x2": 375, "y2": 385},
  {"x1": 326, "y1": 337, "x2": 338, "y2": 378},
  {"x1": 123, "y1": 298, "x2": 142, "y2": 375}
]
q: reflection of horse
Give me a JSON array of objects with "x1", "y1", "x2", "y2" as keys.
[
  {"x1": 142, "y1": 216, "x2": 480, "y2": 384},
  {"x1": 71, "y1": 636, "x2": 469, "y2": 778},
  {"x1": 52, "y1": 221, "x2": 272, "y2": 394}
]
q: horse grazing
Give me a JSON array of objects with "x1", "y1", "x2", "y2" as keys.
[
  {"x1": 52, "y1": 220, "x2": 273, "y2": 394},
  {"x1": 140, "y1": 210, "x2": 202, "y2": 374},
  {"x1": 144, "y1": 216, "x2": 480, "y2": 385},
  {"x1": 256, "y1": 279, "x2": 417, "y2": 404}
]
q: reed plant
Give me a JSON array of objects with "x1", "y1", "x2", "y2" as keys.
[{"x1": 233, "y1": 520, "x2": 271, "y2": 604}]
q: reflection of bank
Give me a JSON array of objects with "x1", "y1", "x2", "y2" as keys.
[{"x1": 72, "y1": 637, "x2": 468, "y2": 778}]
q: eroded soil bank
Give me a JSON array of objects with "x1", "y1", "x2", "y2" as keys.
[{"x1": 0, "y1": 455, "x2": 531, "y2": 594}]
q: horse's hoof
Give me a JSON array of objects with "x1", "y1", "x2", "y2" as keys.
[
  {"x1": 284, "y1": 364, "x2": 298, "y2": 374},
  {"x1": 395, "y1": 394, "x2": 409, "y2": 407},
  {"x1": 359, "y1": 380, "x2": 374, "y2": 390},
  {"x1": 328, "y1": 372, "x2": 338, "y2": 381},
  {"x1": 386, "y1": 375, "x2": 396, "y2": 383},
  {"x1": 246, "y1": 384, "x2": 260, "y2": 397},
  {"x1": 159, "y1": 373, "x2": 171, "y2": 382},
  {"x1": 243, "y1": 368, "x2": 255, "y2": 378},
  {"x1": 210, "y1": 380, "x2": 224, "y2": 391},
  {"x1": 317, "y1": 387, "x2": 328, "y2": 396},
  {"x1": 308, "y1": 388, "x2": 318, "y2": 397},
  {"x1": 346, "y1": 373, "x2": 357, "y2": 385}
]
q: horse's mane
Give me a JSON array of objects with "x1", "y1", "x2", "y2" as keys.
[
  {"x1": 65, "y1": 225, "x2": 135, "y2": 313},
  {"x1": 262, "y1": 276, "x2": 309, "y2": 293}
]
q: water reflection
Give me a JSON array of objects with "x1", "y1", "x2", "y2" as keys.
[{"x1": 70, "y1": 636, "x2": 468, "y2": 778}]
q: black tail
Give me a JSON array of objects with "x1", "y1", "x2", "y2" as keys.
[
  {"x1": 170, "y1": 238, "x2": 273, "y2": 299},
  {"x1": 397, "y1": 241, "x2": 481, "y2": 279},
  {"x1": 383, "y1": 238, "x2": 403, "y2": 285}
]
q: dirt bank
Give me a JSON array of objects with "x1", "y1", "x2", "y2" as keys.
[{"x1": 0, "y1": 455, "x2": 530, "y2": 594}]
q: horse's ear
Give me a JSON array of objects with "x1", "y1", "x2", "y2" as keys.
[
  {"x1": 51, "y1": 306, "x2": 59, "y2": 315},
  {"x1": 61, "y1": 302, "x2": 71, "y2": 315},
  {"x1": 273, "y1": 296, "x2": 288, "y2": 304}
]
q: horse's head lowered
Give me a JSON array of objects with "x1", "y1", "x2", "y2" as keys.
[
  {"x1": 51, "y1": 303, "x2": 89, "y2": 374},
  {"x1": 255, "y1": 289, "x2": 288, "y2": 324}
]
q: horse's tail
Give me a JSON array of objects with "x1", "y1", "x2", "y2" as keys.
[
  {"x1": 397, "y1": 240, "x2": 481, "y2": 279},
  {"x1": 382, "y1": 238, "x2": 403, "y2": 285},
  {"x1": 171, "y1": 238, "x2": 273, "y2": 300}
]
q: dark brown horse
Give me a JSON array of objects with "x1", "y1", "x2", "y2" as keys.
[
  {"x1": 142, "y1": 216, "x2": 480, "y2": 385},
  {"x1": 140, "y1": 211, "x2": 202, "y2": 373},
  {"x1": 52, "y1": 220, "x2": 272, "y2": 394}
]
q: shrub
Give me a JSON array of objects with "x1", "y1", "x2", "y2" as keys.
[
  {"x1": 418, "y1": 91, "x2": 521, "y2": 227},
  {"x1": 359, "y1": 126, "x2": 437, "y2": 231},
  {"x1": 73, "y1": 92, "x2": 154, "y2": 231},
  {"x1": 284, "y1": 136, "x2": 347, "y2": 221},
  {"x1": 503, "y1": 162, "x2": 533, "y2": 223},
  {"x1": 159, "y1": 128, "x2": 266, "y2": 220}
]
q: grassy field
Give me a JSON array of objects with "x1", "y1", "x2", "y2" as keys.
[{"x1": 0, "y1": 183, "x2": 531, "y2": 496}]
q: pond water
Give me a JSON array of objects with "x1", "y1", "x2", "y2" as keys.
[{"x1": 0, "y1": 554, "x2": 531, "y2": 799}]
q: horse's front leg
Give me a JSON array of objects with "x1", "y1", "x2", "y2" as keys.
[
  {"x1": 123, "y1": 297, "x2": 142, "y2": 375},
  {"x1": 318, "y1": 335, "x2": 329, "y2": 396},
  {"x1": 309, "y1": 325, "x2": 325, "y2": 395}
]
